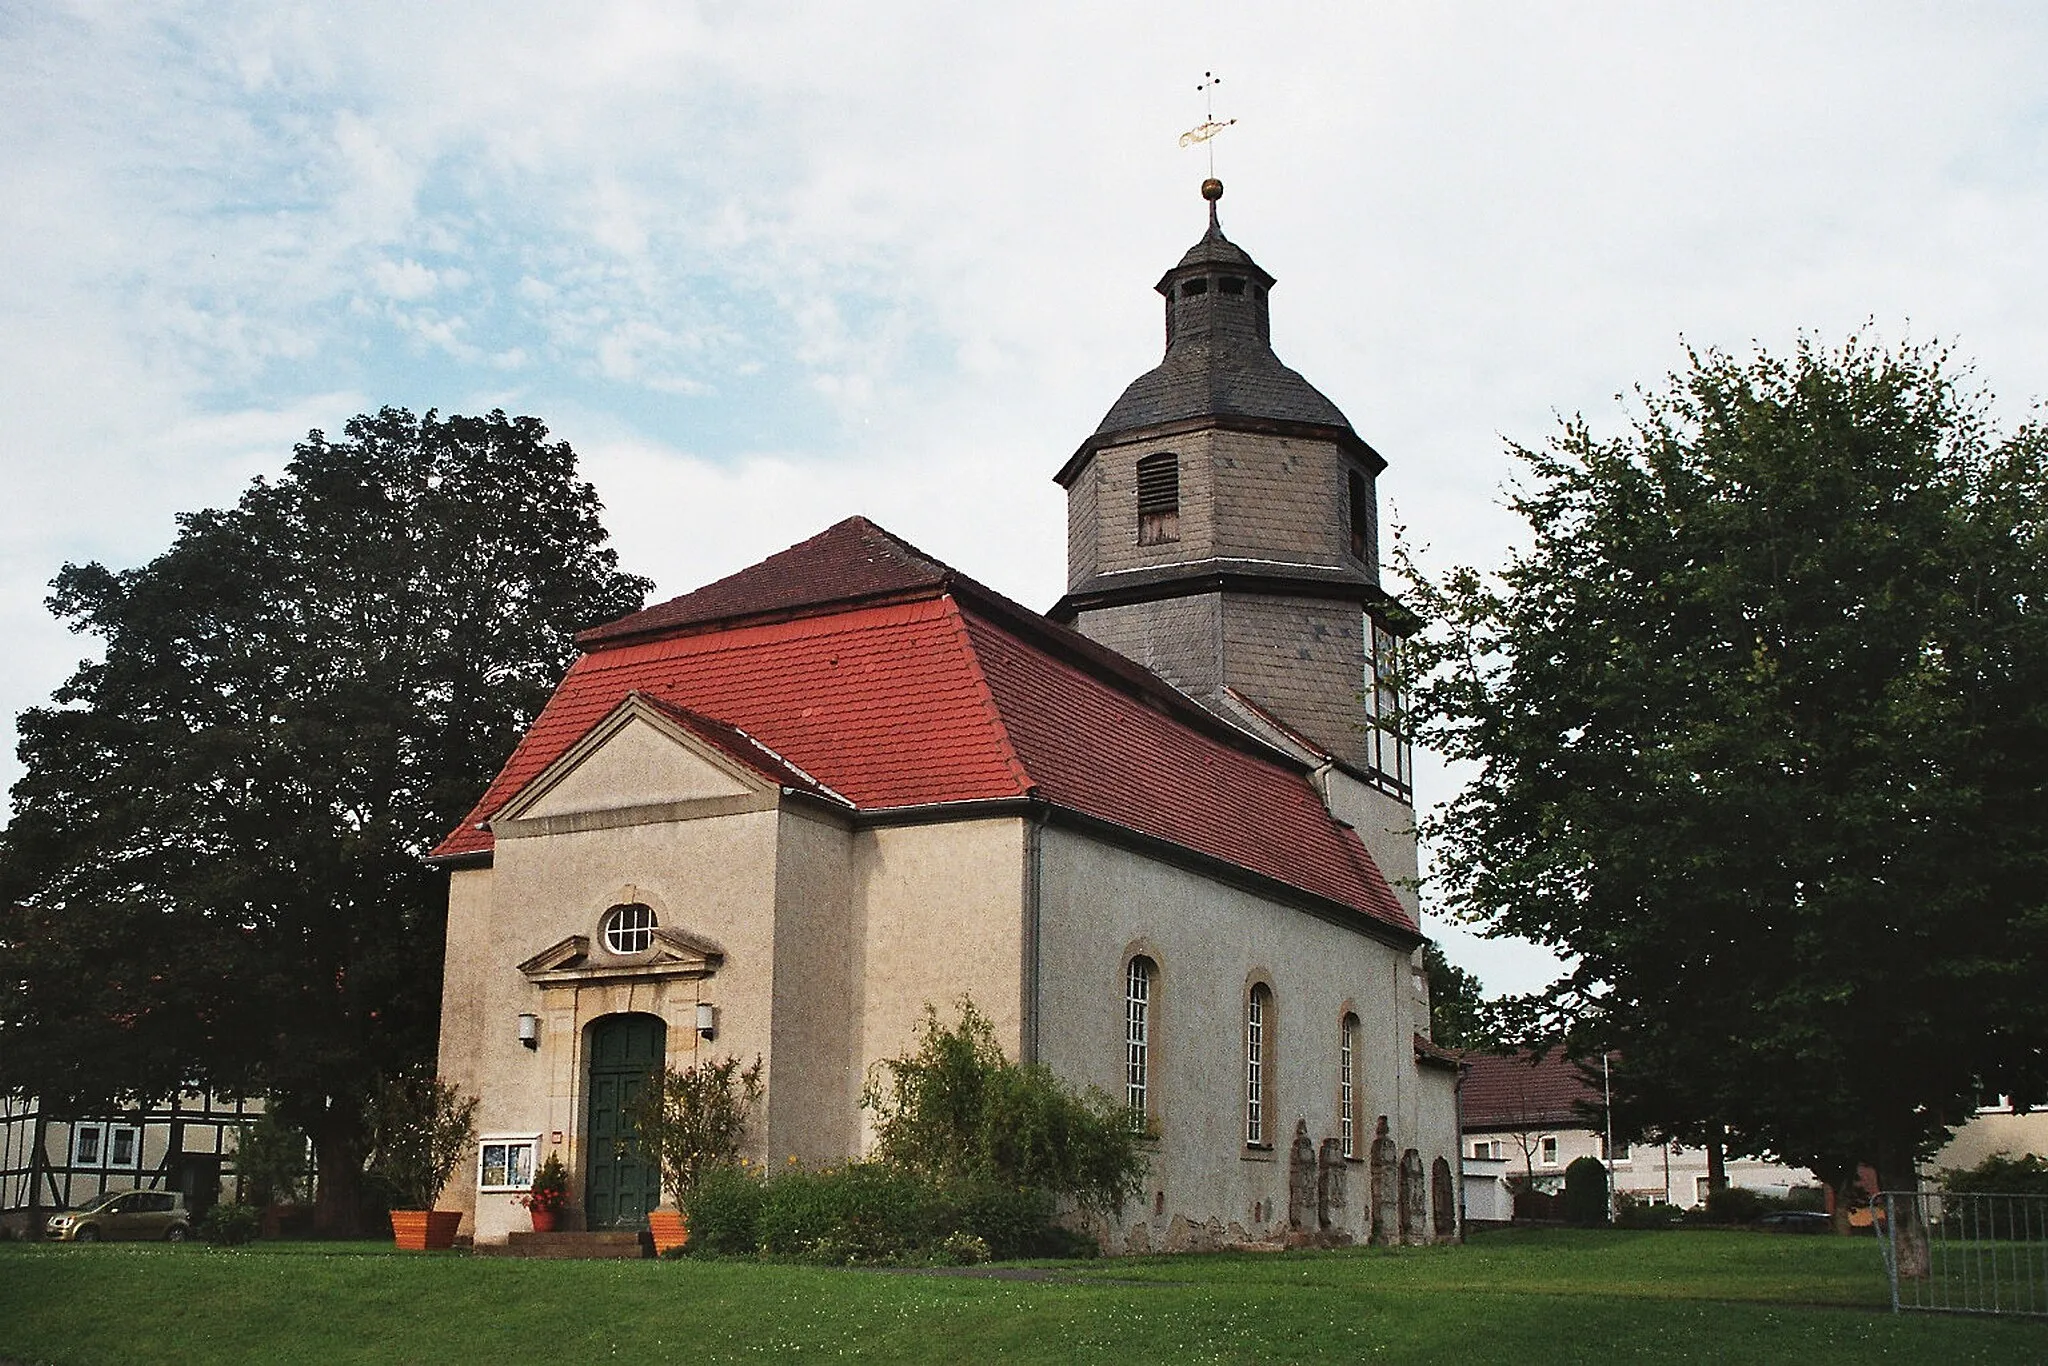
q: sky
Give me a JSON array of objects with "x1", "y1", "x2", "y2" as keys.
[{"x1": 4, "y1": 2, "x2": 2045, "y2": 996}]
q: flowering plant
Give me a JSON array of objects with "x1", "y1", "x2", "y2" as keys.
[{"x1": 517, "y1": 1153, "x2": 569, "y2": 1213}]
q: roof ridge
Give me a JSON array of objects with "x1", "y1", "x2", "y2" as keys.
[
  {"x1": 937, "y1": 598, "x2": 1036, "y2": 798},
  {"x1": 576, "y1": 516, "x2": 953, "y2": 647}
]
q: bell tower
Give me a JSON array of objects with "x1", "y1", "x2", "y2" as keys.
[{"x1": 1051, "y1": 181, "x2": 1413, "y2": 808}]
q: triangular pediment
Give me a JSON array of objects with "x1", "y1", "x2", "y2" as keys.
[
  {"x1": 518, "y1": 928, "x2": 725, "y2": 986},
  {"x1": 493, "y1": 694, "x2": 772, "y2": 824}
]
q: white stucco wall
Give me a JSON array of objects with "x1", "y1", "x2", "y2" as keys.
[
  {"x1": 1032, "y1": 822, "x2": 1459, "y2": 1250},
  {"x1": 437, "y1": 795, "x2": 783, "y2": 1244}
]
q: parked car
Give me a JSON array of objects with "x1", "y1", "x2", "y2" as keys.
[
  {"x1": 1756, "y1": 1209, "x2": 1830, "y2": 1234},
  {"x1": 44, "y1": 1189, "x2": 191, "y2": 1242}
]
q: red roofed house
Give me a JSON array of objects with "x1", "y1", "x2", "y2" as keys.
[
  {"x1": 1460, "y1": 1050, "x2": 1818, "y2": 1217},
  {"x1": 431, "y1": 184, "x2": 1463, "y2": 1251}
]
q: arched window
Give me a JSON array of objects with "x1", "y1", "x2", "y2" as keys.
[
  {"x1": 1245, "y1": 983, "x2": 1275, "y2": 1147},
  {"x1": 1137, "y1": 452, "x2": 1180, "y2": 545},
  {"x1": 602, "y1": 903, "x2": 656, "y2": 954},
  {"x1": 1348, "y1": 469, "x2": 1371, "y2": 561},
  {"x1": 1339, "y1": 1013, "x2": 1361, "y2": 1158},
  {"x1": 1125, "y1": 956, "x2": 1156, "y2": 1130}
]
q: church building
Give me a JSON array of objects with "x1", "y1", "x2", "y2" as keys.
[{"x1": 430, "y1": 182, "x2": 1463, "y2": 1251}]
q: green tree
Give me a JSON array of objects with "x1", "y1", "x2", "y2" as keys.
[
  {"x1": 0, "y1": 408, "x2": 650, "y2": 1233},
  {"x1": 1403, "y1": 338, "x2": 2048, "y2": 1270},
  {"x1": 1421, "y1": 942, "x2": 1491, "y2": 1050}
]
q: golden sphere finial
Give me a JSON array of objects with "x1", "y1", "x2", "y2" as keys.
[{"x1": 1201, "y1": 177, "x2": 1224, "y2": 202}]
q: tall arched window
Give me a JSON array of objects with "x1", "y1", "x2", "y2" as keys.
[
  {"x1": 1245, "y1": 983, "x2": 1275, "y2": 1147},
  {"x1": 1137, "y1": 452, "x2": 1180, "y2": 545},
  {"x1": 1125, "y1": 956, "x2": 1156, "y2": 1130},
  {"x1": 1340, "y1": 1013, "x2": 1361, "y2": 1158}
]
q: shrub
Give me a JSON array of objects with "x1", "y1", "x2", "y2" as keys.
[
  {"x1": 863, "y1": 998, "x2": 1146, "y2": 1217},
  {"x1": 1940, "y1": 1152, "x2": 2048, "y2": 1199},
  {"x1": 683, "y1": 1163, "x2": 766, "y2": 1257},
  {"x1": 1784, "y1": 1184, "x2": 1827, "y2": 1212},
  {"x1": 199, "y1": 1203, "x2": 262, "y2": 1246},
  {"x1": 1937, "y1": 1153, "x2": 2048, "y2": 1239},
  {"x1": 940, "y1": 1231, "x2": 991, "y2": 1265},
  {"x1": 364, "y1": 1068, "x2": 478, "y2": 1211},
  {"x1": 1703, "y1": 1185, "x2": 1767, "y2": 1225},
  {"x1": 626, "y1": 1054, "x2": 764, "y2": 1209},
  {"x1": 683, "y1": 1161, "x2": 1086, "y2": 1265},
  {"x1": 758, "y1": 1163, "x2": 937, "y2": 1263},
  {"x1": 1563, "y1": 1156, "x2": 1609, "y2": 1226},
  {"x1": 1614, "y1": 1195, "x2": 1683, "y2": 1229}
]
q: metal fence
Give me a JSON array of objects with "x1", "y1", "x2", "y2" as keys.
[{"x1": 1875, "y1": 1190, "x2": 2048, "y2": 1317}]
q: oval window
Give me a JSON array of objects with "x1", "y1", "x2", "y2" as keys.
[{"x1": 602, "y1": 903, "x2": 656, "y2": 954}]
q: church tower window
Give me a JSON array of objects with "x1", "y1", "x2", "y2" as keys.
[
  {"x1": 1137, "y1": 453, "x2": 1180, "y2": 545},
  {"x1": 602, "y1": 903, "x2": 656, "y2": 954},
  {"x1": 1364, "y1": 619, "x2": 1412, "y2": 793},
  {"x1": 1348, "y1": 469, "x2": 1371, "y2": 561}
]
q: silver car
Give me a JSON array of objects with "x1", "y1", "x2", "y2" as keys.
[{"x1": 45, "y1": 1189, "x2": 191, "y2": 1242}]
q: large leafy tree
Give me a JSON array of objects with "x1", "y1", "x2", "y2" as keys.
[
  {"x1": 1404, "y1": 338, "x2": 2048, "y2": 1229},
  {"x1": 1421, "y1": 942, "x2": 1494, "y2": 1051},
  {"x1": 0, "y1": 408, "x2": 650, "y2": 1231}
]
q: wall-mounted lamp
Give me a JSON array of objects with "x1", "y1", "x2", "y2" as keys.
[
  {"x1": 696, "y1": 1002, "x2": 718, "y2": 1042},
  {"x1": 517, "y1": 1012, "x2": 539, "y2": 1050}
]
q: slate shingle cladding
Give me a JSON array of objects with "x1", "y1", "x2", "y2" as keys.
[{"x1": 1093, "y1": 200, "x2": 1356, "y2": 440}]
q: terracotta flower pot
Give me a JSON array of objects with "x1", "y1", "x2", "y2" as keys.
[
  {"x1": 529, "y1": 1208, "x2": 559, "y2": 1233},
  {"x1": 648, "y1": 1207, "x2": 688, "y2": 1256},
  {"x1": 390, "y1": 1209, "x2": 462, "y2": 1251}
]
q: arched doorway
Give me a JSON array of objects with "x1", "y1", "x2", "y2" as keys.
[{"x1": 584, "y1": 1013, "x2": 666, "y2": 1229}]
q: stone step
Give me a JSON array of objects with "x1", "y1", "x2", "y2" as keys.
[{"x1": 477, "y1": 1229, "x2": 651, "y2": 1259}]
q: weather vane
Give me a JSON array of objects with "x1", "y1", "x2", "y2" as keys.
[{"x1": 1178, "y1": 71, "x2": 1236, "y2": 180}]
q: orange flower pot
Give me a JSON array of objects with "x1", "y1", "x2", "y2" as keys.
[
  {"x1": 648, "y1": 1208, "x2": 688, "y2": 1256},
  {"x1": 390, "y1": 1209, "x2": 462, "y2": 1250},
  {"x1": 530, "y1": 1208, "x2": 559, "y2": 1233}
]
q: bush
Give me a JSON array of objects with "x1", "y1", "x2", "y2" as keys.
[
  {"x1": 626, "y1": 1053, "x2": 764, "y2": 1210},
  {"x1": 1937, "y1": 1153, "x2": 2048, "y2": 1239},
  {"x1": 1940, "y1": 1152, "x2": 2048, "y2": 1199},
  {"x1": 1614, "y1": 1195, "x2": 1683, "y2": 1229},
  {"x1": 199, "y1": 1203, "x2": 262, "y2": 1246},
  {"x1": 1703, "y1": 1185, "x2": 1767, "y2": 1225},
  {"x1": 863, "y1": 998, "x2": 1145, "y2": 1217},
  {"x1": 1563, "y1": 1156, "x2": 1609, "y2": 1226},
  {"x1": 364, "y1": 1069, "x2": 478, "y2": 1210},
  {"x1": 683, "y1": 1163, "x2": 766, "y2": 1257},
  {"x1": 759, "y1": 1163, "x2": 939, "y2": 1263},
  {"x1": 681, "y1": 1161, "x2": 1087, "y2": 1265},
  {"x1": 1784, "y1": 1184, "x2": 1827, "y2": 1212}
]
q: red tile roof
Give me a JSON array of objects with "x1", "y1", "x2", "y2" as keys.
[
  {"x1": 576, "y1": 517, "x2": 950, "y2": 646},
  {"x1": 1461, "y1": 1050, "x2": 1604, "y2": 1130},
  {"x1": 436, "y1": 519, "x2": 1416, "y2": 939}
]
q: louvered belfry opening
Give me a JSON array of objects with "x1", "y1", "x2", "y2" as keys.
[
  {"x1": 1349, "y1": 469, "x2": 1371, "y2": 561},
  {"x1": 1137, "y1": 451, "x2": 1180, "y2": 545}
]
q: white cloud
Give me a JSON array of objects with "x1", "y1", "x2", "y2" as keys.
[{"x1": 6, "y1": 1, "x2": 2048, "y2": 993}]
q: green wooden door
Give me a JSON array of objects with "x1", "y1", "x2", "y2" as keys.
[{"x1": 584, "y1": 1013, "x2": 666, "y2": 1229}]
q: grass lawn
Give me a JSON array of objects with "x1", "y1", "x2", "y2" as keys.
[{"x1": 2, "y1": 1227, "x2": 2042, "y2": 1364}]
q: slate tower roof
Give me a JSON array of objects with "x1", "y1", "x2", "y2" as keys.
[{"x1": 1069, "y1": 182, "x2": 1372, "y2": 471}]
